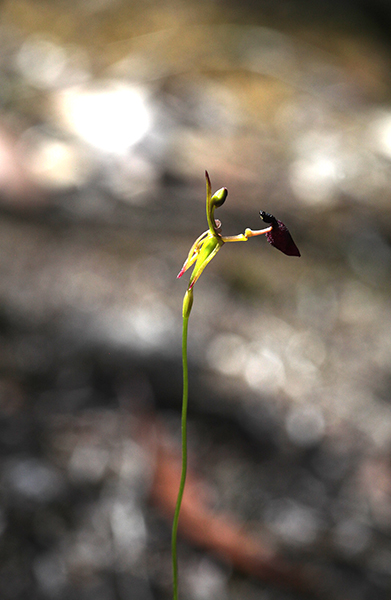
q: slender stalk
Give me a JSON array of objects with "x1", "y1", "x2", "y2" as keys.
[
  {"x1": 221, "y1": 226, "x2": 272, "y2": 243},
  {"x1": 172, "y1": 307, "x2": 190, "y2": 600}
]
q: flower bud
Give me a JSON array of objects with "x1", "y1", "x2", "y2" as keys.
[
  {"x1": 182, "y1": 288, "x2": 194, "y2": 318},
  {"x1": 210, "y1": 187, "x2": 228, "y2": 208}
]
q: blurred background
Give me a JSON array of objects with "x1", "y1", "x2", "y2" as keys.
[{"x1": 1, "y1": 0, "x2": 391, "y2": 599}]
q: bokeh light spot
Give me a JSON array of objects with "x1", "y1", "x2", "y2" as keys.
[{"x1": 56, "y1": 81, "x2": 151, "y2": 153}]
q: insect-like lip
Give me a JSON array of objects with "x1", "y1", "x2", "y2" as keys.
[
  {"x1": 259, "y1": 211, "x2": 277, "y2": 225},
  {"x1": 260, "y1": 211, "x2": 301, "y2": 257}
]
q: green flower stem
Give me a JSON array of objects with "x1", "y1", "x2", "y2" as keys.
[{"x1": 172, "y1": 289, "x2": 193, "y2": 600}]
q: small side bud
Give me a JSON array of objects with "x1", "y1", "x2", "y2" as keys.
[
  {"x1": 182, "y1": 288, "x2": 194, "y2": 318},
  {"x1": 211, "y1": 187, "x2": 228, "y2": 208}
]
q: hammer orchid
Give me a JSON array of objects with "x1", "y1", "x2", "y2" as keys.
[{"x1": 172, "y1": 172, "x2": 300, "y2": 600}]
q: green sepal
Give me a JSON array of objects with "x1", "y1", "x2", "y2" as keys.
[{"x1": 188, "y1": 232, "x2": 224, "y2": 289}]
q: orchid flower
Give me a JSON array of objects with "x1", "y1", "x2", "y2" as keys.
[{"x1": 177, "y1": 171, "x2": 300, "y2": 315}]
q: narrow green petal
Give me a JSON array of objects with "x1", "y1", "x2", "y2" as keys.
[
  {"x1": 177, "y1": 230, "x2": 209, "y2": 279},
  {"x1": 188, "y1": 234, "x2": 223, "y2": 288},
  {"x1": 205, "y1": 171, "x2": 214, "y2": 233}
]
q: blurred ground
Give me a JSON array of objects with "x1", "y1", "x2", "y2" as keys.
[{"x1": 1, "y1": 0, "x2": 391, "y2": 599}]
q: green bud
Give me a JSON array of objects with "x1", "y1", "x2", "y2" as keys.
[
  {"x1": 210, "y1": 187, "x2": 228, "y2": 208},
  {"x1": 182, "y1": 288, "x2": 194, "y2": 318},
  {"x1": 206, "y1": 172, "x2": 228, "y2": 234}
]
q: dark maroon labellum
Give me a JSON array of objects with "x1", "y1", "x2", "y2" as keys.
[{"x1": 260, "y1": 211, "x2": 301, "y2": 257}]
